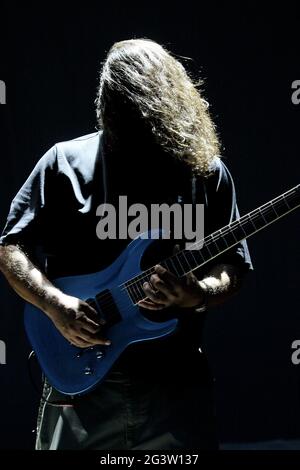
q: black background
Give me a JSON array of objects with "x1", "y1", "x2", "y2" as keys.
[{"x1": 0, "y1": 2, "x2": 299, "y2": 449}]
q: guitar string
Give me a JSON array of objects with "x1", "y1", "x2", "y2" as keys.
[
  {"x1": 87, "y1": 189, "x2": 298, "y2": 329},
  {"x1": 120, "y1": 191, "x2": 300, "y2": 293},
  {"x1": 86, "y1": 194, "x2": 300, "y2": 317},
  {"x1": 88, "y1": 186, "x2": 299, "y2": 310},
  {"x1": 124, "y1": 187, "x2": 299, "y2": 285},
  {"x1": 92, "y1": 193, "x2": 300, "y2": 312}
]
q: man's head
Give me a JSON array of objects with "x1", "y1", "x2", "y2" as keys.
[{"x1": 95, "y1": 38, "x2": 220, "y2": 175}]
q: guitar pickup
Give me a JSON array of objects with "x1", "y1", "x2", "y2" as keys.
[{"x1": 95, "y1": 290, "x2": 122, "y2": 327}]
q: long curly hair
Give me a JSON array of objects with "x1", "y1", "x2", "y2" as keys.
[{"x1": 95, "y1": 38, "x2": 220, "y2": 175}]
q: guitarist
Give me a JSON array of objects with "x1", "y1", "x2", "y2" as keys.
[{"x1": 0, "y1": 39, "x2": 252, "y2": 450}]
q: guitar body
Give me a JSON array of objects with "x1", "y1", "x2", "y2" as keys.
[{"x1": 24, "y1": 232, "x2": 178, "y2": 396}]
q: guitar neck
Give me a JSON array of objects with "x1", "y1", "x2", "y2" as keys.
[{"x1": 124, "y1": 184, "x2": 300, "y2": 304}]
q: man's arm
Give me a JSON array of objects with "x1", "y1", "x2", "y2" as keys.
[
  {"x1": 0, "y1": 244, "x2": 110, "y2": 348},
  {"x1": 197, "y1": 263, "x2": 244, "y2": 308},
  {"x1": 138, "y1": 262, "x2": 245, "y2": 310}
]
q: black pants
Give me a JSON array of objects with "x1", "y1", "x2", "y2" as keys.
[{"x1": 36, "y1": 361, "x2": 218, "y2": 450}]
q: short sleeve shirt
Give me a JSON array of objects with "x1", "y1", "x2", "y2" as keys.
[{"x1": 0, "y1": 131, "x2": 253, "y2": 378}]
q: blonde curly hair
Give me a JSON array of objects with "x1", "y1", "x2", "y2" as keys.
[{"x1": 95, "y1": 38, "x2": 220, "y2": 175}]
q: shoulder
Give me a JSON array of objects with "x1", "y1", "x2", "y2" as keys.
[
  {"x1": 55, "y1": 131, "x2": 101, "y2": 171},
  {"x1": 38, "y1": 131, "x2": 102, "y2": 183},
  {"x1": 55, "y1": 131, "x2": 101, "y2": 158},
  {"x1": 35, "y1": 131, "x2": 101, "y2": 167}
]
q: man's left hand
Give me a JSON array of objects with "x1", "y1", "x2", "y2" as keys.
[{"x1": 138, "y1": 264, "x2": 204, "y2": 310}]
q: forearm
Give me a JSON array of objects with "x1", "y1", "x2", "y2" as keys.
[
  {"x1": 198, "y1": 263, "x2": 244, "y2": 308},
  {"x1": 0, "y1": 244, "x2": 109, "y2": 348},
  {"x1": 0, "y1": 244, "x2": 65, "y2": 317}
]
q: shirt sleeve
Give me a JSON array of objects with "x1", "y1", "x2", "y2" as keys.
[
  {"x1": 0, "y1": 145, "x2": 57, "y2": 255},
  {"x1": 196, "y1": 157, "x2": 253, "y2": 272}
]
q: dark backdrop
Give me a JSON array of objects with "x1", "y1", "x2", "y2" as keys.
[{"x1": 0, "y1": 2, "x2": 299, "y2": 449}]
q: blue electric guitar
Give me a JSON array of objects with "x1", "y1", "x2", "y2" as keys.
[{"x1": 24, "y1": 185, "x2": 300, "y2": 395}]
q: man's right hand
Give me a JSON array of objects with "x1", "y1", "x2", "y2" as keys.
[
  {"x1": 46, "y1": 294, "x2": 111, "y2": 348},
  {"x1": 0, "y1": 245, "x2": 111, "y2": 349}
]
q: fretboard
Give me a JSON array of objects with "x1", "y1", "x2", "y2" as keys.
[{"x1": 124, "y1": 184, "x2": 300, "y2": 304}]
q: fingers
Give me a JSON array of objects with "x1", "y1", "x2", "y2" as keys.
[
  {"x1": 81, "y1": 302, "x2": 104, "y2": 326},
  {"x1": 72, "y1": 328, "x2": 111, "y2": 347},
  {"x1": 72, "y1": 336, "x2": 109, "y2": 349},
  {"x1": 140, "y1": 257, "x2": 200, "y2": 310},
  {"x1": 154, "y1": 264, "x2": 180, "y2": 288},
  {"x1": 80, "y1": 331, "x2": 111, "y2": 346},
  {"x1": 143, "y1": 281, "x2": 167, "y2": 304},
  {"x1": 138, "y1": 299, "x2": 165, "y2": 310},
  {"x1": 74, "y1": 305, "x2": 111, "y2": 346},
  {"x1": 150, "y1": 273, "x2": 177, "y2": 297},
  {"x1": 78, "y1": 315, "x2": 101, "y2": 334},
  {"x1": 78, "y1": 320, "x2": 110, "y2": 345},
  {"x1": 73, "y1": 336, "x2": 92, "y2": 348},
  {"x1": 141, "y1": 262, "x2": 183, "y2": 310},
  {"x1": 78, "y1": 302, "x2": 107, "y2": 336}
]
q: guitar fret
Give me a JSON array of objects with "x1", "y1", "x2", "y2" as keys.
[
  {"x1": 262, "y1": 204, "x2": 278, "y2": 223},
  {"x1": 283, "y1": 195, "x2": 291, "y2": 210},
  {"x1": 187, "y1": 248, "x2": 198, "y2": 266},
  {"x1": 232, "y1": 224, "x2": 247, "y2": 240},
  {"x1": 131, "y1": 284, "x2": 140, "y2": 303},
  {"x1": 222, "y1": 229, "x2": 238, "y2": 246},
  {"x1": 246, "y1": 214, "x2": 257, "y2": 231},
  {"x1": 223, "y1": 235, "x2": 229, "y2": 247},
  {"x1": 136, "y1": 283, "x2": 146, "y2": 300},
  {"x1": 270, "y1": 201, "x2": 279, "y2": 217},
  {"x1": 217, "y1": 230, "x2": 229, "y2": 249},
  {"x1": 177, "y1": 251, "x2": 190, "y2": 272},
  {"x1": 188, "y1": 249, "x2": 205, "y2": 266},
  {"x1": 258, "y1": 208, "x2": 267, "y2": 223},
  {"x1": 182, "y1": 250, "x2": 197, "y2": 271},
  {"x1": 184, "y1": 250, "x2": 196, "y2": 270},
  {"x1": 205, "y1": 243, "x2": 213, "y2": 257},
  {"x1": 171, "y1": 255, "x2": 185, "y2": 276},
  {"x1": 274, "y1": 199, "x2": 291, "y2": 216},
  {"x1": 286, "y1": 191, "x2": 300, "y2": 209},
  {"x1": 249, "y1": 210, "x2": 265, "y2": 229},
  {"x1": 127, "y1": 285, "x2": 138, "y2": 304},
  {"x1": 199, "y1": 244, "x2": 213, "y2": 261},
  {"x1": 230, "y1": 228, "x2": 238, "y2": 241},
  {"x1": 135, "y1": 281, "x2": 142, "y2": 298},
  {"x1": 163, "y1": 258, "x2": 174, "y2": 273},
  {"x1": 210, "y1": 236, "x2": 221, "y2": 253},
  {"x1": 168, "y1": 257, "x2": 181, "y2": 277}
]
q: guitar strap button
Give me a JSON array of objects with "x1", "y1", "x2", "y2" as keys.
[
  {"x1": 84, "y1": 366, "x2": 94, "y2": 375},
  {"x1": 96, "y1": 350, "x2": 104, "y2": 359}
]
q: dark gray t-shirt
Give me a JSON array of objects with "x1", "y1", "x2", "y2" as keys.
[{"x1": 0, "y1": 131, "x2": 252, "y2": 379}]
